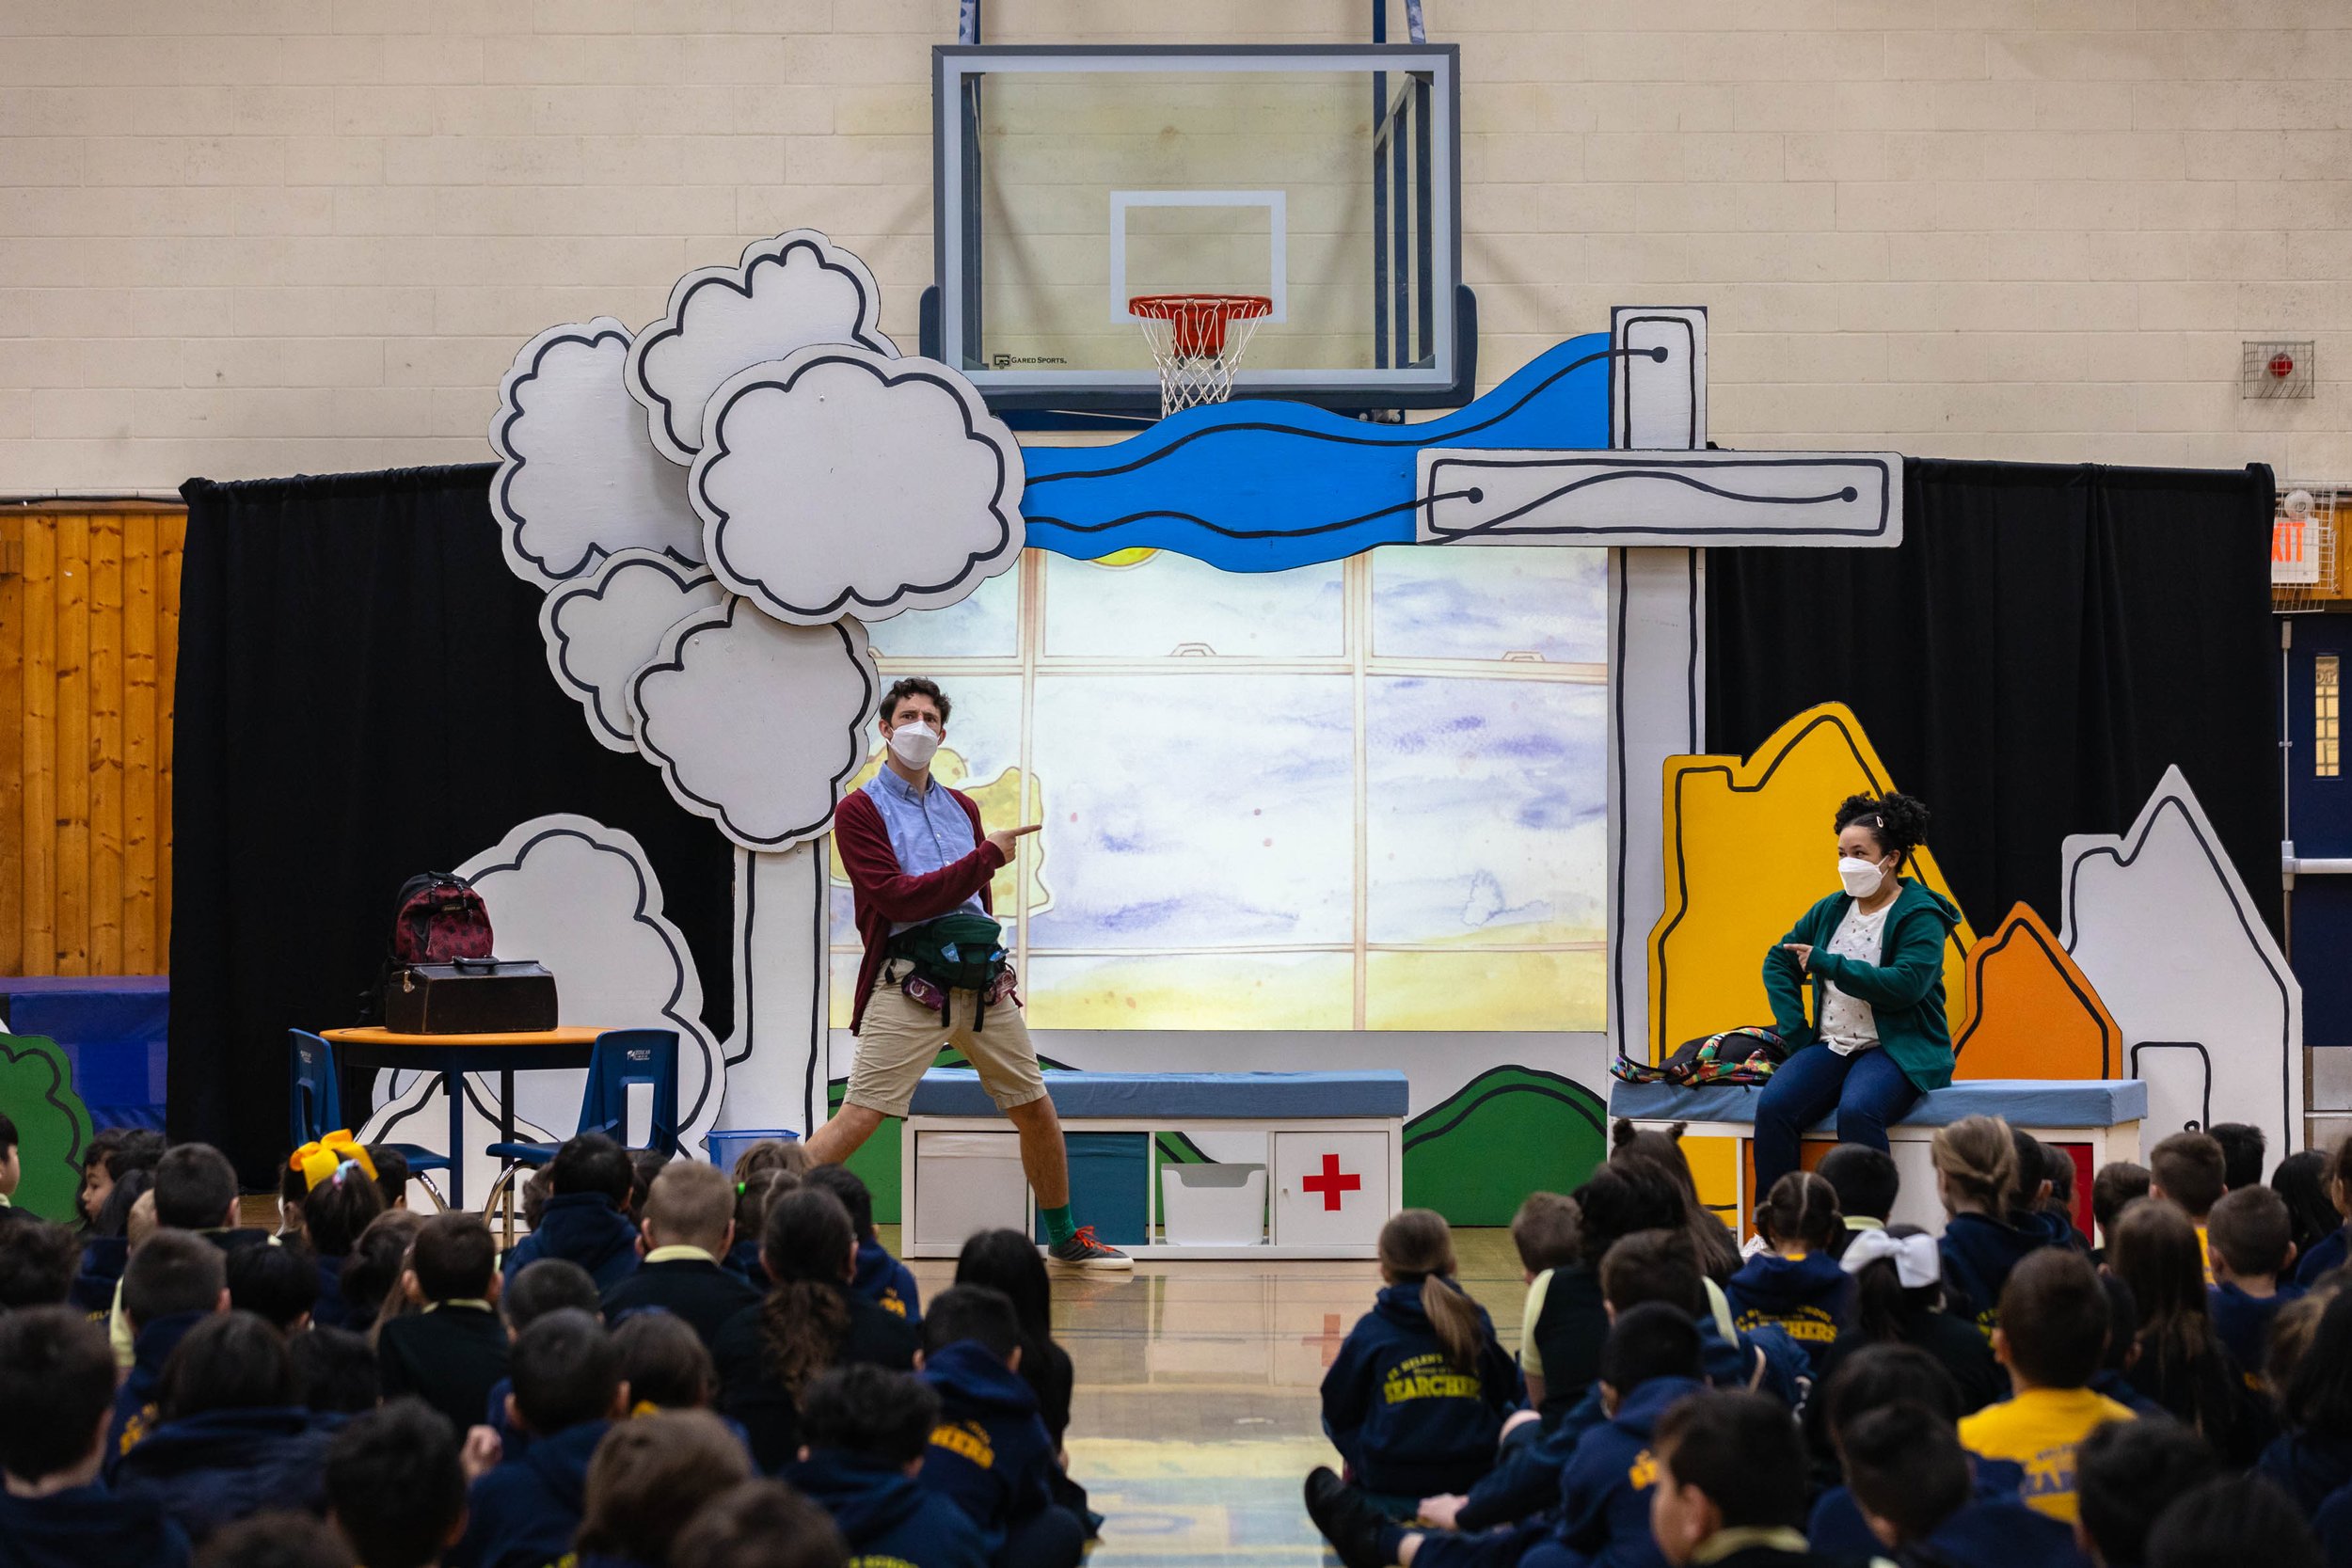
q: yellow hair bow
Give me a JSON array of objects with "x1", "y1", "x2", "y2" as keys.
[{"x1": 290, "y1": 1131, "x2": 377, "y2": 1192}]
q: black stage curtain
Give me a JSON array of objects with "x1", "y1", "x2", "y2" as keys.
[
  {"x1": 1708, "y1": 458, "x2": 2279, "y2": 941},
  {"x1": 170, "y1": 466, "x2": 735, "y2": 1186}
]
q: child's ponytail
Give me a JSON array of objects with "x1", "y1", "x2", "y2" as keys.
[{"x1": 1379, "y1": 1209, "x2": 1482, "y2": 1373}]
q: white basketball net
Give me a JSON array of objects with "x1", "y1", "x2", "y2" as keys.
[{"x1": 1131, "y1": 295, "x2": 1270, "y2": 418}]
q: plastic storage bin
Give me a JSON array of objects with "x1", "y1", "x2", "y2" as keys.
[
  {"x1": 1160, "y1": 1162, "x2": 1268, "y2": 1246},
  {"x1": 702, "y1": 1128, "x2": 799, "y2": 1169}
]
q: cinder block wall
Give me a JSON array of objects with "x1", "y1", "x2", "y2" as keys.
[{"x1": 0, "y1": 0, "x2": 2345, "y2": 487}]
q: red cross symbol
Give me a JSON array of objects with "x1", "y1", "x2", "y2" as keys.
[
  {"x1": 1301, "y1": 1312, "x2": 1347, "y2": 1367},
  {"x1": 1302, "y1": 1152, "x2": 1361, "y2": 1212}
]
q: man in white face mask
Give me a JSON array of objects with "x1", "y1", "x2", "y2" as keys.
[{"x1": 810, "y1": 677, "x2": 1130, "y2": 1268}]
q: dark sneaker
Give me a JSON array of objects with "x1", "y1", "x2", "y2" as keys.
[
  {"x1": 1304, "y1": 1465, "x2": 1391, "y2": 1568},
  {"x1": 1046, "y1": 1225, "x2": 1133, "y2": 1269}
]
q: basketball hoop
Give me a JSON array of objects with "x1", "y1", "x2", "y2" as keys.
[{"x1": 1129, "y1": 293, "x2": 1272, "y2": 417}]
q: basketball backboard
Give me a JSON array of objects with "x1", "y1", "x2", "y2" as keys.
[{"x1": 924, "y1": 44, "x2": 1469, "y2": 420}]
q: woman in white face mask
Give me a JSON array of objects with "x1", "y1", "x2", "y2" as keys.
[{"x1": 1751, "y1": 792, "x2": 1963, "y2": 1201}]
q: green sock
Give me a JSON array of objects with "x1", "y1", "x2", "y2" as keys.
[{"x1": 1041, "y1": 1204, "x2": 1077, "y2": 1245}]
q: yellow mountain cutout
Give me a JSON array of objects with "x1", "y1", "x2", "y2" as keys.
[
  {"x1": 1646, "y1": 704, "x2": 1975, "y2": 1064},
  {"x1": 828, "y1": 747, "x2": 1051, "y2": 918},
  {"x1": 1952, "y1": 903, "x2": 2117, "y2": 1082}
]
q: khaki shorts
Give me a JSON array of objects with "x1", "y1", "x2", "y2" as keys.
[{"x1": 847, "y1": 962, "x2": 1048, "y2": 1119}]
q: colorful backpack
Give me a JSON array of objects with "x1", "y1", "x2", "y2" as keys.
[{"x1": 1611, "y1": 1026, "x2": 1788, "y2": 1087}]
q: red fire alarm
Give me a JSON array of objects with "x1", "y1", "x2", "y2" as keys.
[{"x1": 2272, "y1": 352, "x2": 2297, "y2": 379}]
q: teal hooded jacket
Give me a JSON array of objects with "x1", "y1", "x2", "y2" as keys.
[{"x1": 1761, "y1": 877, "x2": 1963, "y2": 1093}]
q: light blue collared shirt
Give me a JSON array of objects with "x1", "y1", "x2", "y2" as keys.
[{"x1": 864, "y1": 766, "x2": 985, "y2": 934}]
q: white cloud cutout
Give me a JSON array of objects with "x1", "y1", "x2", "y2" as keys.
[
  {"x1": 539, "y1": 548, "x2": 726, "y2": 754},
  {"x1": 360, "y1": 815, "x2": 725, "y2": 1188},
  {"x1": 626, "y1": 230, "x2": 898, "y2": 467},
  {"x1": 491, "y1": 318, "x2": 706, "y2": 587},
  {"x1": 691, "y1": 345, "x2": 1025, "y2": 626},
  {"x1": 629, "y1": 597, "x2": 877, "y2": 851}
]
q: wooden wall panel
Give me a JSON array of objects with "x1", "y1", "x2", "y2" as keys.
[{"x1": 1, "y1": 507, "x2": 184, "y2": 977}]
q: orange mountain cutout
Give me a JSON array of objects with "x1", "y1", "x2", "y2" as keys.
[
  {"x1": 1646, "y1": 704, "x2": 1976, "y2": 1064},
  {"x1": 1951, "y1": 903, "x2": 2116, "y2": 1082}
]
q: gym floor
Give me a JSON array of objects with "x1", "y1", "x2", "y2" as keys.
[{"x1": 894, "y1": 1227, "x2": 1529, "y2": 1568}]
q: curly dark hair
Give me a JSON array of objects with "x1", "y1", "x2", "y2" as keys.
[
  {"x1": 881, "y1": 676, "x2": 950, "y2": 727},
  {"x1": 1836, "y1": 791, "x2": 1931, "y2": 870}
]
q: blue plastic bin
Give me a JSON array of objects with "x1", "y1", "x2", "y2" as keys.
[{"x1": 703, "y1": 1128, "x2": 800, "y2": 1169}]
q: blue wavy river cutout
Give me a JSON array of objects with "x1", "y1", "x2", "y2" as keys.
[{"x1": 1021, "y1": 334, "x2": 1615, "y2": 573}]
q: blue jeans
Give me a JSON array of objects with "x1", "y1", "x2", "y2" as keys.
[{"x1": 1753, "y1": 1045, "x2": 1920, "y2": 1197}]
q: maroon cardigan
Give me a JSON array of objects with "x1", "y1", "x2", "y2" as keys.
[{"x1": 833, "y1": 784, "x2": 1006, "y2": 1035}]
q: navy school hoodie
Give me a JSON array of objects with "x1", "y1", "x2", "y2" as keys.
[
  {"x1": 1544, "y1": 1374, "x2": 1702, "y2": 1568},
  {"x1": 853, "y1": 1236, "x2": 924, "y2": 1326},
  {"x1": 918, "y1": 1340, "x2": 1057, "y2": 1548},
  {"x1": 501, "y1": 1192, "x2": 640, "y2": 1293},
  {"x1": 0, "y1": 1483, "x2": 192, "y2": 1568},
  {"x1": 1906, "y1": 1497, "x2": 2089, "y2": 1568},
  {"x1": 1724, "y1": 1250, "x2": 1851, "y2": 1350},
  {"x1": 308, "y1": 1253, "x2": 350, "y2": 1329},
  {"x1": 1937, "y1": 1212, "x2": 2047, "y2": 1334},
  {"x1": 71, "y1": 1235, "x2": 129, "y2": 1318},
  {"x1": 2256, "y1": 1426, "x2": 2352, "y2": 1517},
  {"x1": 1807, "y1": 1464, "x2": 2044, "y2": 1560},
  {"x1": 723, "y1": 1234, "x2": 771, "y2": 1290},
  {"x1": 1321, "y1": 1280, "x2": 1518, "y2": 1497},
  {"x1": 451, "y1": 1418, "x2": 611, "y2": 1568},
  {"x1": 2211, "y1": 1281, "x2": 2303, "y2": 1384},
  {"x1": 2297, "y1": 1225, "x2": 2350, "y2": 1289},
  {"x1": 109, "y1": 1406, "x2": 333, "y2": 1544},
  {"x1": 1456, "y1": 1314, "x2": 1807, "y2": 1532},
  {"x1": 105, "y1": 1309, "x2": 210, "y2": 1472},
  {"x1": 790, "y1": 1449, "x2": 990, "y2": 1568}
]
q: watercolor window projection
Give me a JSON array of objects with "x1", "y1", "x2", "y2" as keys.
[{"x1": 825, "y1": 542, "x2": 1611, "y2": 1033}]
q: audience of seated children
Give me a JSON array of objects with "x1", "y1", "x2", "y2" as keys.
[
  {"x1": 1813, "y1": 1221, "x2": 2003, "y2": 1413},
  {"x1": 2090, "y1": 1275, "x2": 2167, "y2": 1418},
  {"x1": 294, "y1": 1154, "x2": 384, "y2": 1332},
  {"x1": 481, "y1": 1258, "x2": 602, "y2": 1460},
  {"x1": 668, "y1": 1478, "x2": 849, "y2": 1568},
  {"x1": 225, "y1": 1243, "x2": 320, "y2": 1333},
  {"x1": 375, "y1": 1213, "x2": 509, "y2": 1440},
  {"x1": 2271, "y1": 1151, "x2": 2338, "y2": 1276},
  {"x1": 1308, "y1": 1300, "x2": 1705, "y2": 1568},
  {"x1": 336, "y1": 1210, "x2": 423, "y2": 1331},
  {"x1": 2148, "y1": 1476, "x2": 2323, "y2": 1568},
  {"x1": 917, "y1": 1284, "x2": 1086, "y2": 1568},
  {"x1": 0, "y1": 1214, "x2": 80, "y2": 1310},
  {"x1": 713, "y1": 1187, "x2": 920, "y2": 1474},
  {"x1": 1840, "y1": 1400, "x2": 2081, "y2": 1567},
  {"x1": 723, "y1": 1139, "x2": 809, "y2": 1286},
  {"x1": 1957, "y1": 1246, "x2": 2137, "y2": 1522},
  {"x1": 2074, "y1": 1415, "x2": 2221, "y2": 1568},
  {"x1": 1319, "y1": 1209, "x2": 1516, "y2": 1512},
  {"x1": 2207, "y1": 1184, "x2": 2305, "y2": 1381},
  {"x1": 289, "y1": 1325, "x2": 379, "y2": 1417},
  {"x1": 454, "y1": 1308, "x2": 626, "y2": 1568},
  {"x1": 1802, "y1": 1343, "x2": 1969, "y2": 1556},
  {"x1": 498, "y1": 1134, "x2": 641, "y2": 1294},
  {"x1": 2109, "y1": 1196, "x2": 2267, "y2": 1464},
  {"x1": 611, "y1": 1307, "x2": 722, "y2": 1414},
  {"x1": 2254, "y1": 1290, "x2": 2352, "y2": 1518},
  {"x1": 2211, "y1": 1122, "x2": 2268, "y2": 1196},
  {"x1": 323, "y1": 1400, "x2": 468, "y2": 1568},
  {"x1": 153, "y1": 1144, "x2": 272, "y2": 1254},
  {"x1": 1606, "y1": 1121, "x2": 1741, "y2": 1284},
  {"x1": 1645, "y1": 1391, "x2": 1838, "y2": 1568},
  {"x1": 2091, "y1": 1162, "x2": 2151, "y2": 1266},
  {"x1": 1510, "y1": 1191, "x2": 1603, "y2": 1426},
  {"x1": 78, "y1": 1127, "x2": 166, "y2": 1229},
  {"x1": 0, "y1": 1305, "x2": 193, "y2": 1568},
  {"x1": 2294, "y1": 1134, "x2": 2352, "y2": 1288},
  {"x1": 111, "y1": 1310, "x2": 333, "y2": 1544},
  {"x1": 72, "y1": 1161, "x2": 158, "y2": 1319},
  {"x1": 952, "y1": 1227, "x2": 1089, "y2": 1529},
  {"x1": 1724, "y1": 1173, "x2": 1850, "y2": 1349},
  {"x1": 804, "y1": 1164, "x2": 923, "y2": 1328},
  {"x1": 1931, "y1": 1116, "x2": 2041, "y2": 1336},
  {"x1": 790, "y1": 1364, "x2": 989, "y2": 1568},
  {"x1": 2038, "y1": 1141, "x2": 2092, "y2": 1252},
  {"x1": 366, "y1": 1144, "x2": 411, "y2": 1213},
  {"x1": 2147, "y1": 1132, "x2": 2228, "y2": 1283},
  {"x1": 575, "y1": 1410, "x2": 751, "y2": 1568},
  {"x1": 112, "y1": 1229, "x2": 230, "y2": 1464},
  {"x1": 1815, "y1": 1145, "x2": 1898, "y2": 1260},
  {"x1": 599, "y1": 1159, "x2": 759, "y2": 1352}
]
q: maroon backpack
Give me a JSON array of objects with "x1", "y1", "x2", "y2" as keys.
[{"x1": 390, "y1": 872, "x2": 494, "y2": 964}]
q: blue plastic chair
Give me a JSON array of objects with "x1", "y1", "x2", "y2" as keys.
[
  {"x1": 287, "y1": 1029, "x2": 453, "y2": 1201},
  {"x1": 480, "y1": 1028, "x2": 681, "y2": 1243}
]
